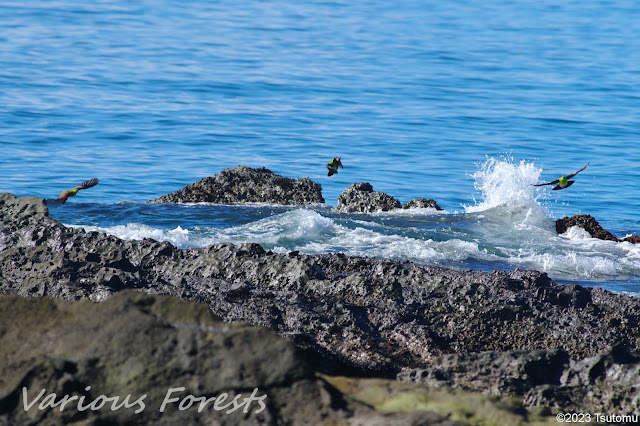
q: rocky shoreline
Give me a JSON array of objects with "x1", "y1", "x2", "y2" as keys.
[{"x1": 2, "y1": 192, "x2": 640, "y2": 423}]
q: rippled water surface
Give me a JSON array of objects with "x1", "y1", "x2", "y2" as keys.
[{"x1": 2, "y1": 1, "x2": 640, "y2": 294}]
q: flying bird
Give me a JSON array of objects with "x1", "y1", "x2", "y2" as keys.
[
  {"x1": 51, "y1": 178, "x2": 99, "y2": 203},
  {"x1": 533, "y1": 162, "x2": 589, "y2": 190},
  {"x1": 326, "y1": 157, "x2": 343, "y2": 177}
]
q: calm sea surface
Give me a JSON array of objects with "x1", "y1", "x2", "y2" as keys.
[{"x1": 2, "y1": 1, "x2": 640, "y2": 294}]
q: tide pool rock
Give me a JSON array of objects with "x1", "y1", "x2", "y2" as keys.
[
  {"x1": 148, "y1": 166, "x2": 324, "y2": 205},
  {"x1": 336, "y1": 182, "x2": 401, "y2": 213}
]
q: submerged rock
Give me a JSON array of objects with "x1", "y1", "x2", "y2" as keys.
[
  {"x1": 402, "y1": 198, "x2": 443, "y2": 210},
  {"x1": 2, "y1": 193, "x2": 640, "y2": 415},
  {"x1": 337, "y1": 182, "x2": 401, "y2": 212},
  {"x1": 148, "y1": 166, "x2": 324, "y2": 205}
]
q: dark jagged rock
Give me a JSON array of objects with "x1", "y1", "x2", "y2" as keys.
[
  {"x1": 398, "y1": 349, "x2": 570, "y2": 395},
  {"x1": 3, "y1": 193, "x2": 640, "y2": 416},
  {"x1": 337, "y1": 182, "x2": 401, "y2": 213},
  {"x1": 148, "y1": 166, "x2": 324, "y2": 205},
  {"x1": 622, "y1": 235, "x2": 640, "y2": 244},
  {"x1": 556, "y1": 214, "x2": 640, "y2": 245},
  {"x1": 555, "y1": 214, "x2": 619, "y2": 241},
  {"x1": 399, "y1": 344, "x2": 640, "y2": 415},
  {"x1": 0, "y1": 291, "x2": 323, "y2": 425},
  {"x1": 3, "y1": 290, "x2": 519, "y2": 425},
  {"x1": 402, "y1": 198, "x2": 443, "y2": 210}
]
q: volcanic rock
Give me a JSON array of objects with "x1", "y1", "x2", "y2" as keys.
[
  {"x1": 622, "y1": 235, "x2": 640, "y2": 244},
  {"x1": 148, "y1": 166, "x2": 324, "y2": 205},
  {"x1": 0, "y1": 290, "x2": 321, "y2": 425},
  {"x1": 556, "y1": 214, "x2": 640, "y2": 245},
  {"x1": 399, "y1": 344, "x2": 640, "y2": 415},
  {"x1": 402, "y1": 198, "x2": 443, "y2": 210},
  {"x1": 336, "y1": 182, "x2": 401, "y2": 213},
  {"x1": 555, "y1": 215, "x2": 619, "y2": 242}
]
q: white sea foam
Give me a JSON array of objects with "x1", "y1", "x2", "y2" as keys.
[
  {"x1": 368, "y1": 207, "x2": 450, "y2": 216},
  {"x1": 560, "y1": 226, "x2": 597, "y2": 241},
  {"x1": 71, "y1": 224, "x2": 192, "y2": 249}
]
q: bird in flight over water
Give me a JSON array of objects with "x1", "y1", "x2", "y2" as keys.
[
  {"x1": 533, "y1": 162, "x2": 589, "y2": 190},
  {"x1": 326, "y1": 157, "x2": 343, "y2": 176},
  {"x1": 50, "y1": 178, "x2": 99, "y2": 203}
]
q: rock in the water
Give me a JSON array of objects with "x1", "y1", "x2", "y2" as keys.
[
  {"x1": 402, "y1": 198, "x2": 443, "y2": 210},
  {"x1": 337, "y1": 182, "x2": 401, "y2": 212},
  {"x1": 556, "y1": 214, "x2": 640, "y2": 245},
  {"x1": 555, "y1": 214, "x2": 619, "y2": 242},
  {"x1": 622, "y1": 235, "x2": 640, "y2": 244},
  {"x1": 148, "y1": 166, "x2": 324, "y2": 205}
]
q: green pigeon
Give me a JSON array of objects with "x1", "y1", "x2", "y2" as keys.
[
  {"x1": 52, "y1": 178, "x2": 99, "y2": 203},
  {"x1": 533, "y1": 162, "x2": 589, "y2": 190},
  {"x1": 326, "y1": 157, "x2": 343, "y2": 176}
]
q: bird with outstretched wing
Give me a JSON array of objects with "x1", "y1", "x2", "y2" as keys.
[
  {"x1": 51, "y1": 178, "x2": 99, "y2": 203},
  {"x1": 533, "y1": 162, "x2": 589, "y2": 190}
]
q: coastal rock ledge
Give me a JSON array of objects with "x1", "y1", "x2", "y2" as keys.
[{"x1": 148, "y1": 166, "x2": 324, "y2": 205}]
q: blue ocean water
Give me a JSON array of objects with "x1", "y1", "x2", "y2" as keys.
[{"x1": 2, "y1": 1, "x2": 640, "y2": 294}]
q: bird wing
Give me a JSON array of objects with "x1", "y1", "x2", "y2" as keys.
[
  {"x1": 74, "y1": 178, "x2": 99, "y2": 190},
  {"x1": 564, "y1": 162, "x2": 590, "y2": 180},
  {"x1": 533, "y1": 178, "x2": 560, "y2": 187}
]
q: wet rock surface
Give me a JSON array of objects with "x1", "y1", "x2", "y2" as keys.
[
  {"x1": 402, "y1": 198, "x2": 443, "y2": 210},
  {"x1": 622, "y1": 235, "x2": 640, "y2": 244},
  {"x1": 556, "y1": 214, "x2": 640, "y2": 244},
  {"x1": 556, "y1": 214, "x2": 620, "y2": 241},
  {"x1": 2, "y1": 193, "x2": 640, "y2": 417},
  {"x1": 148, "y1": 166, "x2": 324, "y2": 205},
  {"x1": 336, "y1": 182, "x2": 401, "y2": 212}
]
